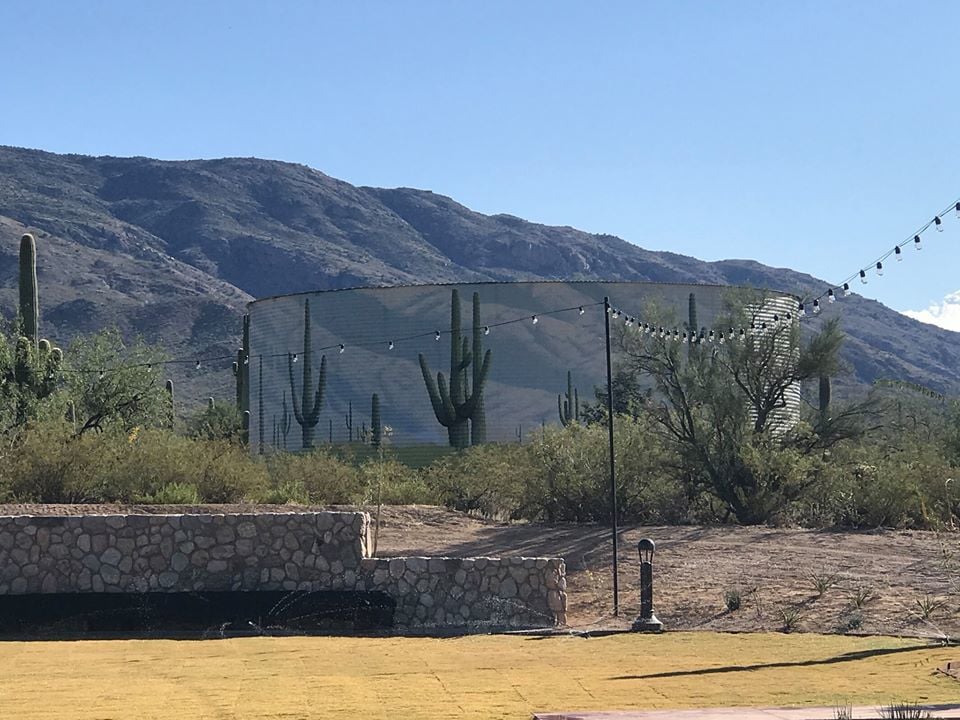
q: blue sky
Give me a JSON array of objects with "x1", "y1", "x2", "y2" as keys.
[{"x1": 3, "y1": 1, "x2": 959, "y2": 326}]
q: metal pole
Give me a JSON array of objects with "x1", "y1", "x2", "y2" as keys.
[{"x1": 603, "y1": 296, "x2": 619, "y2": 615}]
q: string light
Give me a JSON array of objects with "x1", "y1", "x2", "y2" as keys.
[
  {"x1": 338, "y1": 344, "x2": 345, "y2": 354},
  {"x1": 435, "y1": 330, "x2": 441, "y2": 341},
  {"x1": 719, "y1": 332, "x2": 725, "y2": 344},
  {"x1": 798, "y1": 302, "x2": 806, "y2": 317},
  {"x1": 483, "y1": 326, "x2": 490, "y2": 335},
  {"x1": 98, "y1": 370, "x2": 105, "y2": 380},
  {"x1": 813, "y1": 299, "x2": 821, "y2": 314},
  {"x1": 531, "y1": 315, "x2": 539, "y2": 324},
  {"x1": 388, "y1": 341, "x2": 394, "y2": 350},
  {"x1": 799, "y1": 198, "x2": 957, "y2": 320},
  {"x1": 843, "y1": 283, "x2": 851, "y2": 296},
  {"x1": 292, "y1": 353, "x2": 298, "y2": 363},
  {"x1": 195, "y1": 360, "x2": 201, "y2": 370},
  {"x1": 578, "y1": 306, "x2": 585, "y2": 315}
]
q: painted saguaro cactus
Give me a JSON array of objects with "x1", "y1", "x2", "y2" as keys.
[
  {"x1": 287, "y1": 298, "x2": 327, "y2": 449},
  {"x1": 418, "y1": 289, "x2": 492, "y2": 449},
  {"x1": 558, "y1": 370, "x2": 579, "y2": 427},
  {"x1": 371, "y1": 393, "x2": 382, "y2": 450}
]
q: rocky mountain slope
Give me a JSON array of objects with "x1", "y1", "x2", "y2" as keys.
[{"x1": 0, "y1": 145, "x2": 957, "y2": 407}]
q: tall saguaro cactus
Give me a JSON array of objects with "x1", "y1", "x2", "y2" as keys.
[
  {"x1": 558, "y1": 370, "x2": 580, "y2": 427},
  {"x1": 371, "y1": 393, "x2": 382, "y2": 450},
  {"x1": 686, "y1": 292, "x2": 698, "y2": 357},
  {"x1": 287, "y1": 298, "x2": 327, "y2": 449},
  {"x1": 818, "y1": 375, "x2": 832, "y2": 428},
  {"x1": 19, "y1": 234, "x2": 39, "y2": 351},
  {"x1": 418, "y1": 290, "x2": 492, "y2": 449}
]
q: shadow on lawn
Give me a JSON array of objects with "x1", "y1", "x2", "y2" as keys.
[{"x1": 609, "y1": 643, "x2": 949, "y2": 680}]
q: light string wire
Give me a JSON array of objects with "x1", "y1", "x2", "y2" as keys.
[
  {"x1": 70, "y1": 301, "x2": 606, "y2": 376},
  {"x1": 606, "y1": 196, "x2": 960, "y2": 338},
  {"x1": 804, "y1": 197, "x2": 960, "y2": 309}
]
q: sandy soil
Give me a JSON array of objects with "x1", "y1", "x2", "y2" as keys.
[{"x1": 2, "y1": 503, "x2": 958, "y2": 638}]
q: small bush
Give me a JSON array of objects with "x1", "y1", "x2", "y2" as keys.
[{"x1": 724, "y1": 588, "x2": 742, "y2": 612}]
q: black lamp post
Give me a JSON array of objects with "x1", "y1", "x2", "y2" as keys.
[{"x1": 631, "y1": 538, "x2": 663, "y2": 632}]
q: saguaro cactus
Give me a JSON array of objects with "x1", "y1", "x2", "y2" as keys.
[
  {"x1": 287, "y1": 298, "x2": 327, "y2": 449},
  {"x1": 686, "y1": 292, "x2": 698, "y2": 356},
  {"x1": 345, "y1": 400, "x2": 353, "y2": 442},
  {"x1": 418, "y1": 290, "x2": 492, "y2": 449},
  {"x1": 558, "y1": 370, "x2": 580, "y2": 427},
  {"x1": 819, "y1": 375, "x2": 832, "y2": 427},
  {"x1": 165, "y1": 379, "x2": 175, "y2": 429},
  {"x1": 19, "y1": 234, "x2": 39, "y2": 351},
  {"x1": 272, "y1": 393, "x2": 293, "y2": 450},
  {"x1": 371, "y1": 393, "x2": 382, "y2": 450}
]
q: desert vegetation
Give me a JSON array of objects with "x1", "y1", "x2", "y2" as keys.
[{"x1": 3, "y1": 233, "x2": 960, "y2": 530}]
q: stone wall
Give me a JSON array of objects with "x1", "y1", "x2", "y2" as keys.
[
  {"x1": 0, "y1": 512, "x2": 368, "y2": 595},
  {"x1": 0, "y1": 512, "x2": 566, "y2": 630},
  {"x1": 358, "y1": 557, "x2": 566, "y2": 628}
]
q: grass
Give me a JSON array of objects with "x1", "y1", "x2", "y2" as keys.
[{"x1": 0, "y1": 632, "x2": 955, "y2": 719}]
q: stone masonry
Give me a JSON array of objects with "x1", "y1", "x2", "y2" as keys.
[{"x1": 0, "y1": 511, "x2": 566, "y2": 629}]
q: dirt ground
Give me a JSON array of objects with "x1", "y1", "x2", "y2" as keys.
[{"x1": 2, "y1": 503, "x2": 959, "y2": 638}]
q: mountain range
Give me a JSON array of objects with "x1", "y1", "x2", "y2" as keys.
[{"x1": 1, "y1": 144, "x2": 957, "y2": 409}]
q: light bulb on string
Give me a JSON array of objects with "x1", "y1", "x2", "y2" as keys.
[
  {"x1": 698, "y1": 330, "x2": 705, "y2": 343},
  {"x1": 531, "y1": 315, "x2": 539, "y2": 325},
  {"x1": 786, "y1": 313, "x2": 792, "y2": 321},
  {"x1": 578, "y1": 306, "x2": 585, "y2": 315},
  {"x1": 875, "y1": 261, "x2": 883, "y2": 276},
  {"x1": 292, "y1": 353, "x2": 298, "y2": 363},
  {"x1": 914, "y1": 235, "x2": 922, "y2": 250},
  {"x1": 435, "y1": 330, "x2": 441, "y2": 341},
  {"x1": 195, "y1": 360, "x2": 201, "y2": 370},
  {"x1": 761, "y1": 322, "x2": 767, "y2": 330},
  {"x1": 827, "y1": 289, "x2": 836, "y2": 303},
  {"x1": 955, "y1": 202, "x2": 960, "y2": 219},
  {"x1": 388, "y1": 341, "x2": 394, "y2": 350},
  {"x1": 772, "y1": 314, "x2": 779, "y2": 325},
  {"x1": 860, "y1": 269, "x2": 868, "y2": 284},
  {"x1": 843, "y1": 282, "x2": 851, "y2": 296},
  {"x1": 719, "y1": 332, "x2": 725, "y2": 345},
  {"x1": 935, "y1": 216, "x2": 943, "y2": 232},
  {"x1": 739, "y1": 329, "x2": 746, "y2": 339},
  {"x1": 672, "y1": 329, "x2": 679, "y2": 341},
  {"x1": 708, "y1": 330, "x2": 715, "y2": 343},
  {"x1": 895, "y1": 246, "x2": 902, "y2": 261},
  {"x1": 338, "y1": 344, "x2": 345, "y2": 354},
  {"x1": 681, "y1": 332, "x2": 688, "y2": 344},
  {"x1": 798, "y1": 302, "x2": 806, "y2": 317},
  {"x1": 98, "y1": 369, "x2": 105, "y2": 380},
  {"x1": 813, "y1": 299, "x2": 821, "y2": 314},
  {"x1": 483, "y1": 326, "x2": 490, "y2": 336}
]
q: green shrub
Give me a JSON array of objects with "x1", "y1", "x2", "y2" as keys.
[
  {"x1": 1, "y1": 421, "x2": 267, "y2": 504},
  {"x1": 263, "y1": 449, "x2": 363, "y2": 504}
]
